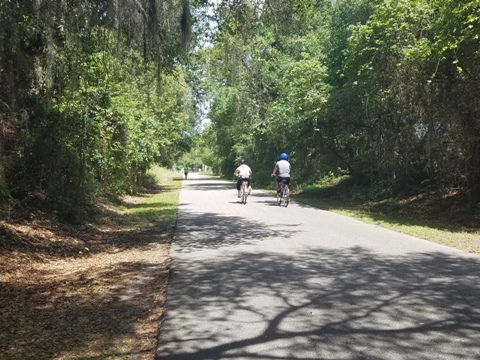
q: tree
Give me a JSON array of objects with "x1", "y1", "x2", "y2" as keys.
[{"x1": 0, "y1": 0, "x2": 195, "y2": 221}]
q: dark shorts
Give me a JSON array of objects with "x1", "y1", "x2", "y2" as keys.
[
  {"x1": 276, "y1": 176, "x2": 290, "y2": 185},
  {"x1": 237, "y1": 178, "x2": 250, "y2": 190}
]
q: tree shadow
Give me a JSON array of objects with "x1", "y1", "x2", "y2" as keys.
[
  {"x1": 0, "y1": 191, "x2": 177, "y2": 261},
  {"x1": 0, "y1": 182, "x2": 181, "y2": 359},
  {"x1": 156, "y1": 244, "x2": 480, "y2": 359},
  {"x1": 185, "y1": 182, "x2": 235, "y2": 191},
  {"x1": 173, "y1": 211, "x2": 302, "y2": 253},
  {"x1": 0, "y1": 260, "x2": 169, "y2": 360}
]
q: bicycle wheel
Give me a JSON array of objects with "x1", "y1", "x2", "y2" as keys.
[
  {"x1": 241, "y1": 183, "x2": 248, "y2": 204},
  {"x1": 278, "y1": 184, "x2": 284, "y2": 206}
]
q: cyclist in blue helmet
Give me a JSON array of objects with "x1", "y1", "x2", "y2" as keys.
[{"x1": 272, "y1": 153, "x2": 291, "y2": 192}]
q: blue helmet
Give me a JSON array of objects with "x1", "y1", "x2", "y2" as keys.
[{"x1": 280, "y1": 153, "x2": 288, "y2": 160}]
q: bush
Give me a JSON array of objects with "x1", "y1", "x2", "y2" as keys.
[{"x1": 0, "y1": 179, "x2": 11, "y2": 217}]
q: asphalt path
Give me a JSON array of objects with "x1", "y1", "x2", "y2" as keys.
[{"x1": 155, "y1": 173, "x2": 480, "y2": 360}]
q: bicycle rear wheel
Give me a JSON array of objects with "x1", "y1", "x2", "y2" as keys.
[
  {"x1": 284, "y1": 187, "x2": 289, "y2": 207},
  {"x1": 279, "y1": 183, "x2": 287, "y2": 206},
  {"x1": 241, "y1": 183, "x2": 248, "y2": 204}
]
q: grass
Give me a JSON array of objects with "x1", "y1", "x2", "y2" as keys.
[
  {"x1": 292, "y1": 177, "x2": 480, "y2": 254},
  {"x1": 100, "y1": 167, "x2": 181, "y2": 229},
  {"x1": 0, "y1": 166, "x2": 183, "y2": 360}
]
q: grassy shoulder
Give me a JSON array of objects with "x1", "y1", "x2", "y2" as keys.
[
  {"x1": 291, "y1": 177, "x2": 480, "y2": 254},
  {"x1": 100, "y1": 167, "x2": 181, "y2": 231},
  {"x1": 0, "y1": 167, "x2": 181, "y2": 360}
]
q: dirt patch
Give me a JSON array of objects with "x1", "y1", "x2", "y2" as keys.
[{"x1": 0, "y1": 195, "x2": 173, "y2": 360}]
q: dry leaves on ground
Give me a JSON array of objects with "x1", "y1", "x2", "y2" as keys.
[{"x1": 0, "y1": 195, "x2": 173, "y2": 360}]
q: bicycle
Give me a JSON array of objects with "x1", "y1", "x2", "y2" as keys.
[
  {"x1": 239, "y1": 178, "x2": 249, "y2": 204},
  {"x1": 276, "y1": 179, "x2": 289, "y2": 207}
]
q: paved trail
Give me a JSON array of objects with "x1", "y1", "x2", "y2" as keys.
[{"x1": 155, "y1": 173, "x2": 480, "y2": 360}]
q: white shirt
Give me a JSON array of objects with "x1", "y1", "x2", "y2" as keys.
[
  {"x1": 236, "y1": 164, "x2": 251, "y2": 179},
  {"x1": 276, "y1": 160, "x2": 291, "y2": 177}
]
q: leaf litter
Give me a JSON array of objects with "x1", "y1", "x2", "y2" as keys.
[{"x1": 0, "y1": 193, "x2": 174, "y2": 360}]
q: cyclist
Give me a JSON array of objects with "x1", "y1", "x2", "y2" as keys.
[
  {"x1": 234, "y1": 159, "x2": 252, "y2": 198},
  {"x1": 184, "y1": 165, "x2": 189, "y2": 180},
  {"x1": 272, "y1": 153, "x2": 291, "y2": 193}
]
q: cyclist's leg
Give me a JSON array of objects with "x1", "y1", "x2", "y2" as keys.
[
  {"x1": 237, "y1": 179, "x2": 242, "y2": 198},
  {"x1": 285, "y1": 177, "x2": 291, "y2": 193},
  {"x1": 278, "y1": 176, "x2": 287, "y2": 193},
  {"x1": 275, "y1": 176, "x2": 281, "y2": 192},
  {"x1": 242, "y1": 181, "x2": 248, "y2": 203},
  {"x1": 284, "y1": 178, "x2": 290, "y2": 206},
  {"x1": 284, "y1": 184, "x2": 289, "y2": 206}
]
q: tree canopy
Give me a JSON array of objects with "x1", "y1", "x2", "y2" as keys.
[
  {"x1": 193, "y1": 0, "x2": 480, "y2": 209},
  {"x1": 1, "y1": 0, "x2": 479, "y2": 220},
  {"x1": 0, "y1": 0, "x2": 195, "y2": 221}
]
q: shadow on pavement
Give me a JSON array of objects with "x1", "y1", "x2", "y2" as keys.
[
  {"x1": 184, "y1": 182, "x2": 234, "y2": 191},
  {"x1": 172, "y1": 211, "x2": 302, "y2": 253},
  {"x1": 156, "y1": 210, "x2": 480, "y2": 359}
]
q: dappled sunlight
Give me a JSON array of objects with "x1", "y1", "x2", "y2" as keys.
[
  {"x1": 173, "y1": 211, "x2": 302, "y2": 252},
  {"x1": 2, "y1": 252, "x2": 170, "y2": 360},
  {"x1": 155, "y1": 169, "x2": 480, "y2": 359},
  {"x1": 157, "y1": 246, "x2": 480, "y2": 359}
]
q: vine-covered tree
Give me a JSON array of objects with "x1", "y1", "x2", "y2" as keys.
[{"x1": 0, "y1": 0, "x2": 195, "y2": 221}]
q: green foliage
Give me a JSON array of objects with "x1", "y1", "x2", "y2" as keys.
[
  {"x1": 338, "y1": 0, "x2": 435, "y2": 183},
  {"x1": 2, "y1": 0, "x2": 480, "y2": 220},
  {"x1": 193, "y1": 0, "x2": 335, "y2": 185},
  {"x1": 193, "y1": 0, "x2": 480, "y2": 210},
  {"x1": 0, "y1": 1, "x2": 195, "y2": 222}
]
